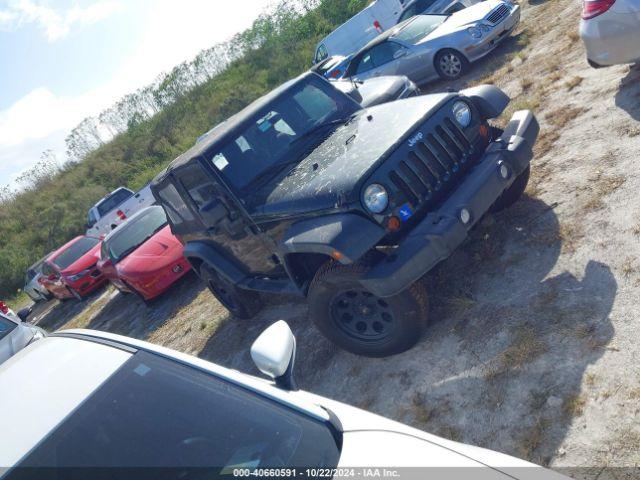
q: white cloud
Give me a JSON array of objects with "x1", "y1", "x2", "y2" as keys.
[
  {"x1": 0, "y1": 0, "x2": 122, "y2": 41},
  {"x1": 0, "y1": 0, "x2": 274, "y2": 188}
]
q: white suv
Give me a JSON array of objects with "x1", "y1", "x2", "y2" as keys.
[{"x1": 0, "y1": 322, "x2": 566, "y2": 479}]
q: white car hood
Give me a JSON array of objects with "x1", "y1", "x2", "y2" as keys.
[{"x1": 295, "y1": 391, "x2": 567, "y2": 479}]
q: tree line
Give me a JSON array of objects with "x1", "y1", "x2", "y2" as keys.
[{"x1": 0, "y1": 0, "x2": 367, "y2": 297}]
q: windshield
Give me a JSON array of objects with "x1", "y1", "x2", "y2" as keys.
[
  {"x1": 105, "y1": 206, "x2": 167, "y2": 262},
  {"x1": 96, "y1": 189, "x2": 133, "y2": 217},
  {"x1": 394, "y1": 15, "x2": 447, "y2": 44},
  {"x1": 10, "y1": 351, "x2": 340, "y2": 477},
  {"x1": 208, "y1": 78, "x2": 359, "y2": 192},
  {"x1": 52, "y1": 237, "x2": 100, "y2": 270}
]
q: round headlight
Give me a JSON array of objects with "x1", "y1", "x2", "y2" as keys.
[
  {"x1": 363, "y1": 184, "x2": 389, "y2": 214},
  {"x1": 452, "y1": 101, "x2": 472, "y2": 128}
]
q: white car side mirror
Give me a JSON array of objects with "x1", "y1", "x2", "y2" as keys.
[{"x1": 251, "y1": 320, "x2": 297, "y2": 391}]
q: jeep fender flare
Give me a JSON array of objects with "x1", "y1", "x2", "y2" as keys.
[
  {"x1": 460, "y1": 84, "x2": 510, "y2": 119},
  {"x1": 183, "y1": 241, "x2": 246, "y2": 285},
  {"x1": 280, "y1": 213, "x2": 385, "y2": 265}
]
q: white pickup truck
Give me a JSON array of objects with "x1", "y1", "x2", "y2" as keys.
[{"x1": 85, "y1": 184, "x2": 155, "y2": 238}]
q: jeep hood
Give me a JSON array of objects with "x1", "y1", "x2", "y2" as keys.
[{"x1": 250, "y1": 93, "x2": 455, "y2": 217}]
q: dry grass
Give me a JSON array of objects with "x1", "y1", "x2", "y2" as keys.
[
  {"x1": 621, "y1": 257, "x2": 637, "y2": 278},
  {"x1": 446, "y1": 294, "x2": 476, "y2": 314},
  {"x1": 436, "y1": 425, "x2": 461, "y2": 442},
  {"x1": 563, "y1": 393, "x2": 587, "y2": 416},
  {"x1": 585, "y1": 373, "x2": 597, "y2": 387},
  {"x1": 544, "y1": 105, "x2": 588, "y2": 129},
  {"x1": 566, "y1": 30, "x2": 580, "y2": 43},
  {"x1": 565, "y1": 76, "x2": 584, "y2": 91},
  {"x1": 580, "y1": 169, "x2": 626, "y2": 212},
  {"x1": 628, "y1": 387, "x2": 640, "y2": 400},
  {"x1": 518, "y1": 417, "x2": 551, "y2": 460},
  {"x1": 558, "y1": 220, "x2": 586, "y2": 254},
  {"x1": 486, "y1": 326, "x2": 547, "y2": 378},
  {"x1": 607, "y1": 429, "x2": 640, "y2": 459},
  {"x1": 520, "y1": 77, "x2": 534, "y2": 92},
  {"x1": 410, "y1": 392, "x2": 434, "y2": 424},
  {"x1": 633, "y1": 223, "x2": 640, "y2": 236}
]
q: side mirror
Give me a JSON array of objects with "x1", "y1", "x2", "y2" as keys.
[
  {"x1": 17, "y1": 307, "x2": 32, "y2": 322},
  {"x1": 251, "y1": 320, "x2": 297, "y2": 391},
  {"x1": 199, "y1": 199, "x2": 229, "y2": 227}
]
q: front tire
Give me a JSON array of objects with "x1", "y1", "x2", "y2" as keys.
[
  {"x1": 308, "y1": 262, "x2": 428, "y2": 357},
  {"x1": 68, "y1": 287, "x2": 83, "y2": 301},
  {"x1": 434, "y1": 49, "x2": 468, "y2": 80},
  {"x1": 492, "y1": 165, "x2": 531, "y2": 212},
  {"x1": 200, "y1": 265, "x2": 262, "y2": 319}
]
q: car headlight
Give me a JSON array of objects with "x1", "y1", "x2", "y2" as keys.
[
  {"x1": 363, "y1": 184, "x2": 389, "y2": 214},
  {"x1": 67, "y1": 269, "x2": 91, "y2": 282},
  {"x1": 452, "y1": 101, "x2": 472, "y2": 127},
  {"x1": 480, "y1": 24, "x2": 492, "y2": 33},
  {"x1": 467, "y1": 26, "x2": 482, "y2": 38}
]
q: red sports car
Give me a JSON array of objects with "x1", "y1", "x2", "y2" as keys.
[
  {"x1": 39, "y1": 236, "x2": 106, "y2": 300},
  {"x1": 97, "y1": 205, "x2": 191, "y2": 301}
]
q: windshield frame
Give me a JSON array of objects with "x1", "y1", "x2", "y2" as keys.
[{"x1": 205, "y1": 76, "x2": 361, "y2": 200}]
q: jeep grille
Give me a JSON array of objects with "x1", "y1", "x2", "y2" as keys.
[{"x1": 388, "y1": 118, "x2": 472, "y2": 206}]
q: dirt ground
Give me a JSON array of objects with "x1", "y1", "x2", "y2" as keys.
[{"x1": 25, "y1": 0, "x2": 640, "y2": 476}]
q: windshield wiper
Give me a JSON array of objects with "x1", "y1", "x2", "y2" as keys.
[{"x1": 289, "y1": 116, "x2": 353, "y2": 148}]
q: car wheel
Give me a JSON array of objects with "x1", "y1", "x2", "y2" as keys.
[
  {"x1": 308, "y1": 261, "x2": 428, "y2": 357},
  {"x1": 434, "y1": 49, "x2": 468, "y2": 80},
  {"x1": 200, "y1": 265, "x2": 262, "y2": 319},
  {"x1": 121, "y1": 280, "x2": 152, "y2": 306},
  {"x1": 492, "y1": 165, "x2": 531, "y2": 212}
]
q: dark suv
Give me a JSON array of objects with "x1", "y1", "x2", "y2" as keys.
[{"x1": 151, "y1": 72, "x2": 539, "y2": 357}]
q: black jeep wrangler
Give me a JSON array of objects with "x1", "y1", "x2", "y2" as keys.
[{"x1": 151, "y1": 72, "x2": 539, "y2": 357}]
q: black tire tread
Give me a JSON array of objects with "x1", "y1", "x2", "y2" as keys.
[
  {"x1": 200, "y1": 264, "x2": 262, "y2": 319},
  {"x1": 308, "y1": 260, "x2": 428, "y2": 357}
]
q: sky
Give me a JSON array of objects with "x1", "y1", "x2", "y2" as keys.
[{"x1": 0, "y1": 0, "x2": 273, "y2": 188}]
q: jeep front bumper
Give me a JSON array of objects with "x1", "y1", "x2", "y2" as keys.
[{"x1": 360, "y1": 110, "x2": 539, "y2": 298}]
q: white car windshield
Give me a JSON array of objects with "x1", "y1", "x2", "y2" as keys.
[
  {"x1": 394, "y1": 15, "x2": 448, "y2": 44},
  {"x1": 8, "y1": 351, "x2": 340, "y2": 478}
]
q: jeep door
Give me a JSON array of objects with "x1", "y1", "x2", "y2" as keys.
[{"x1": 171, "y1": 163, "x2": 282, "y2": 277}]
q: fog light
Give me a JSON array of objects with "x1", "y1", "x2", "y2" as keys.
[
  {"x1": 499, "y1": 163, "x2": 510, "y2": 179},
  {"x1": 172, "y1": 265, "x2": 183, "y2": 273},
  {"x1": 387, "y1": 216, "x2": 401, "y2": 232},
  {"x1": 460, "y1": 208, "x2": 471, "y2": 224}
]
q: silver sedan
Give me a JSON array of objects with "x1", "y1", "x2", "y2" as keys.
[
  {"x1": 342, "y1": 0, "x2": 520, "y2": 84},
  {"x1": 579, "y1": 0, "x2": 640, "y2": 67}
]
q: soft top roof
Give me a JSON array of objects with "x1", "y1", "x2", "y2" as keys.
[{"x1": 152, "y1": 71, "x2": 321, "y2": 188}]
